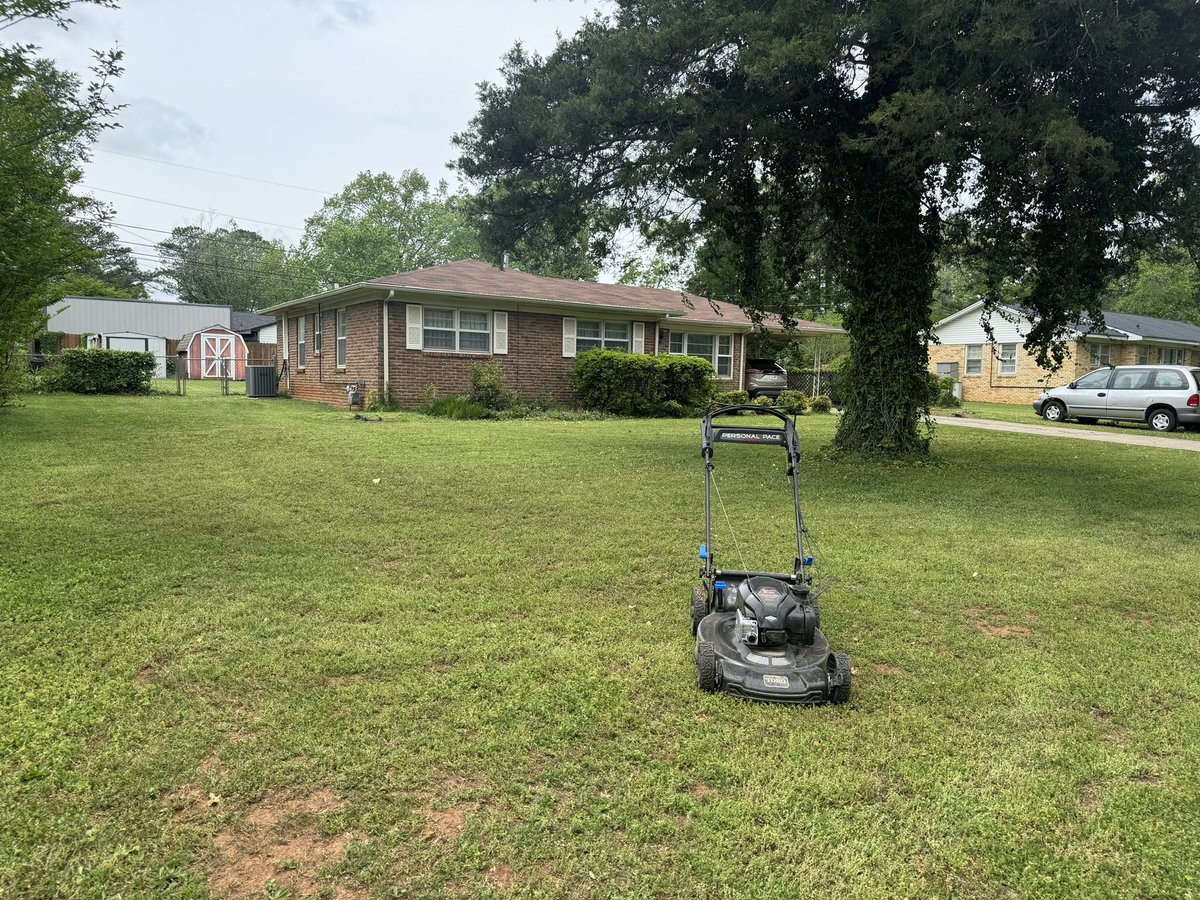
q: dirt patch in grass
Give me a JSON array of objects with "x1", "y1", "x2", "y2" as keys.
[
  {"x1": 966, "y1": 606, "x2": 1033, "y2": 638},
  {"x1": 1076, "y1": 778, "x2": 1104, "y2": 815},
  {"x1": 325, "y1": 674, "x2": 363, "y2": 687},
  {"x1": 485, "y1": 863, "x2": 517, "y2": 890},
  {"x1": 421, "y1": 804, "x2": 473, "y2": 841},
  {"x1": 872, "y1": 663, "x2": 907, "y2": 676},
  {"x1": 209, "y1": 789, "x2": 361, "y2": 899},
  {"x1": 688, "y1": 779, "x2": 713, "y2": 803}
]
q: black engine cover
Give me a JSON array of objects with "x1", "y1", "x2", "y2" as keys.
[{"x1": 737, "y1": 576, "x2": 819, "y2": 647}]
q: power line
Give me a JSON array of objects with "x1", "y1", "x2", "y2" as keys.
[
  {"x1": 79, "y1": 185, "x2": 306, "y2": 231},
  {"x1": 94, "y1": 148, "x2": 335, "y2": 195}
]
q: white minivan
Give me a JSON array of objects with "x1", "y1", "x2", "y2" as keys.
[{"x1": 1032, "y1": 366, "x2": 1200, "y2": 432}]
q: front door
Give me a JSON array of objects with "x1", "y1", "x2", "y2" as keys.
[
  {"x1": 1064, "y1": 368, "x2": 1113, "y2": 417},
  {"x1": 201, "y1": 334, "x2": 233, "y2": 378},
  {"x1": 1105, "y1": 368, "x2": 1154, "y2": 420}
]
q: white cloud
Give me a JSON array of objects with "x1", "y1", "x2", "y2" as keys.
[
  {"x1": 285, "y1": 0, "x2": 375, "y2": 29},
  {"x1": 100, "y1": 97, "x2": 207, "y2": 158}
]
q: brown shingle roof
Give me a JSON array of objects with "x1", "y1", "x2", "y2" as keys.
[{"x1": 371, "y1": 260, "x2": 836, "y2": 332}]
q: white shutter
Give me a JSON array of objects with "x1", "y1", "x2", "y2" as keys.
[
  {"x1": 406, "y1": 304, "x2": 423, "y2": 350},
  {"x1": 632, "y1": 322, "x2": 645, "y2": 354},
  {"x1": 562, "y1": 317, "x2": 576, "y2": 358},
  {"x1": 492, "y1": 310, "x2": 508, "y2": 354}
]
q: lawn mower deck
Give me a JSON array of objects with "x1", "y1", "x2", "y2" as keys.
[{"x1": 690, "y1": 405, "x2": 851, "y2": 705}]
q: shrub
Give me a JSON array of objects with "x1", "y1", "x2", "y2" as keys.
[
  {"x1": 658, "y1": 355, "x2": 716, "y2": 407},
  {"x1": 711, "y1": 390, "x2": 750, "y2": 409},
  {"x1": 365, "y1": 383, "x2": 399, "y2": 412},
  {"x1": 752, "y1": 395, "x2": 775, "y2": 409},
  {"x1": 928, "y1": 373, "x2": 961, "y2": 408},
  {"x1": 775, "y1": 390, "x2": 810, "y2": 415},
  {"x1": 659, "y1": 399, "x2": 691, "y2": 418},
  {"x1": 469, "y1": 361, "x2": 518, "y2": 411},
  {"x1": 529, "y1": 392, "x2": 555, "y2": 412},
  {"x1": 571, "y1": 349, "x2": 663, "y2": 415},
  {"x1": 41, "y1": 349, "x2": 155, "y2": 394},
  {"x1": 422, "y1": 395, "x2": 494, "y2": 419},
  {"x1": 811, "y1": 394, "x2": 833, "y2": 412}
]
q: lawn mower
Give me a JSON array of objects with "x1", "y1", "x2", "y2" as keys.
[{"x1": 691, "y1": 405, "x2": 851, "y2": 704}]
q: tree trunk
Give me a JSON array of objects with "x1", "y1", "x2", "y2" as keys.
[{"x1": 830, "y1": 159, "x2": 936, "y2": 457}]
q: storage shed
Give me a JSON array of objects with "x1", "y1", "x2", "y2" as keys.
[{"x1": 177, "y1": 324, "x2": 248, "y2": 380}]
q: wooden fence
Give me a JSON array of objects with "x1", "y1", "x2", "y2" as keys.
[{"x1": 246, "y1": 342, "x2": 277, "y2": 366}]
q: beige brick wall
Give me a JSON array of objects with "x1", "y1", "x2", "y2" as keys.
[{"x1": 928, "y1": 340, "x2": 1078, "y2": 404}]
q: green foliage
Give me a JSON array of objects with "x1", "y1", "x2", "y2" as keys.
[
  {"x1": 364, "y1": 383, "x2": 398, "y2": 413},
  {"x1": 711, "y1": 390, "x2": 750, "y2": 409},
  {"x1": 420, "y1": 395, "x2": 494, "y2": 420},
  {"x1": 41, "y1": 349, "x2": 154, "y2": 394},
  {"x1": 456, "y1": 0, "x2": 1200, "y2": 457},
  {"x1": 811, "y1": 395, "x2": 833, "y2": 413},
  {"x1": 929, "y1": 374, "x2": 962, "y2": 409},
  {"x1": 752, "y1": 395, "x2": 775, "y2": 408},
  {"x1": 153, "y1": 224, "x2": 306, "y2": 310},
  {"x1": 1110, "y1": 248, "x2": 1200, "y2": 326},
  {"x1": 0, "y1": 3, "x2": 123, "y2": 405},
  {"x1": 571, "y1": 349, "x2": 714, "y2": 415},
  {"x1": 775, "y1": 390, "x2": 810, "y2": 415},
  {"x1": 468, "y1": 361, "x2": 518, "y2": 411}
]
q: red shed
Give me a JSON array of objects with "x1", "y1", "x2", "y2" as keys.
[{"x1": 177, "y1": 324, "x2": 248, "y2": 380}]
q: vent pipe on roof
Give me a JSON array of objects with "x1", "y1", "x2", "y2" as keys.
[{"x1": 501, "y1": 251, "x2": 509, "y2": 271}]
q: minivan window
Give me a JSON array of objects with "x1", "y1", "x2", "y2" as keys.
[
  {"x1": 1151, "y1": 369, "x2": 1187, "y2": 390},
  {"x1": 1111, "y1": 370, "x2": 1152, "y2": 390},
  {"x1": 1074, "y1": 369, "x2": 1111, "y2": 390}
]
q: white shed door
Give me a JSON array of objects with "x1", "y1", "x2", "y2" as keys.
[{"x1": 201, "y1": 334, "x2": 234, "y2": 378}]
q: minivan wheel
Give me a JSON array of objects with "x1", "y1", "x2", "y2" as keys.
[
  {"x1": 1042, "y1": 400, "x2": 1066, "y2": 423},
  {"x1": 1148, "y1": 408, "x2": 1178, "y2": 432}
]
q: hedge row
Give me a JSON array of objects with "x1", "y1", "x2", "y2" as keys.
[
  {"x1": 571, "y1": 350, "x2": 715, "y2": 415},
  {"x1": 41, "y1": 349, "x2": 156, "y2": 394}
]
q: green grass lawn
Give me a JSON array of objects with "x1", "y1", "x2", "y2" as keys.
[
  {"x1": 958, "y1": 400, "x2": 1200, "y2": 441},
  {"x1": 2, "y1": 395, "x2": 1199, "y2": 899}
]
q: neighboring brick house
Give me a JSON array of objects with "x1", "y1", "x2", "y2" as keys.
[
  {"x1": 929, "y1": 300, "x2": 1200, "y2": 403},
  {"x1": 260, "y1": 260, "x2": 843, "y2": 407}
]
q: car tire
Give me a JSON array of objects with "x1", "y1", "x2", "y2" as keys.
[
  {"x1": 830, "y1": 651, "x2": 852, "y2": 705},
  {"x1": 691, "y1": 586, "x2": 708, "y2": 635},
  {"x1": 696, "y1": 640, "x2": 718, "y2": 692},
  {"x1": 1041, "y1": 400, "x2": 1067, "y2": 423},
  {"x1": 1148, "y1": 408, "x2": 1178, "y2": 432}
]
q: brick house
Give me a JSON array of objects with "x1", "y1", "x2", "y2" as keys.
[
  {"x1": 929, "y1": 300, "x2": 1200, "y2": 404},
  {"x1": 260, "y1": 260, "x2": 843, "y2": 407}
]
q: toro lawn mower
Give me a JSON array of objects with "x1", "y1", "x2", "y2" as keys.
[{"x1": 690, "y1": 405, "x2": 851, "y2": 704}]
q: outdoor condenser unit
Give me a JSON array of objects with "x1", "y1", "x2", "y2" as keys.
[{"x1": 245, "y1": 365, "x2": 278, "y2": 398}]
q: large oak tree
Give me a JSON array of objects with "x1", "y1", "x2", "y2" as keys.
[{"x1": 455, "y1": 0, "x2": 1200, "y2": 456}]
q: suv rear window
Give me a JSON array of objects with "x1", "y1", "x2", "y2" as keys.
[{"x1": 748, "y1": 359, "x2": 784, "y2": 373}]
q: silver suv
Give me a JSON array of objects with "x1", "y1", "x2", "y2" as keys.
[
  {"x1": 747, "y1": 358, "x2": 787, "y2": 398},
  {"x1": 1033, "y1": 366, "x2": 1200, "y2": 432}
]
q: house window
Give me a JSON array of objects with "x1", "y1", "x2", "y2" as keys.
[
  {"x1": 1137, "y1": 345, "x2": 1151, "y2": 365},
  {"x1": 669, "y1": 332, "x2": 734, "y2": 377},
  {"x1": 1160, "y1": 346, "x2": 1182, "y2": 365},
  {"x1": 576, "y1": 320, "x2": 630, "y2": 352},
  {"x1": 335, "y1": 308, "x2": 347, "y2": 368},
  {"x1": 965, "y1": 344, "x2": 982, "y2": 375},
  {"x1": 423, "y1": 307, "x2": 490, "y2": 353},
  {"x1": 1089, "y1": 343, "x2": 1110, "y2": 367},
  {"x1": 313, "y1": 312, "x2": 322, "y2": 355},
  {"x1": 297, "y1": 315, "x2": 306, "y2": 368},
  {"x1": 998, "y1": 342, "x2": 1017, "y2": 375}
]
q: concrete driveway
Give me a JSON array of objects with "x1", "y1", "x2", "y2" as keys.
[{"x1": 932, "y1": 415, "x2": 1200, "y2": 452}]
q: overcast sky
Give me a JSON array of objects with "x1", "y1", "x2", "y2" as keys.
[{"x1": 20, "y1": 0, "x2": 601, "y2": 277}]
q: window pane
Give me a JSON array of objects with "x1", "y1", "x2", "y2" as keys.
[
  {"x1": 1153, "y1": 369, "x2": 1186, "y2": 389},
  {"x1": 424, "y1": 328, "x2": 455, "y2": 350},
  {"x1": 336, "y1": 309, "x2": 347, "y2": 338},
  {"x1": 576, "y1": 338, "x2": 603, "y2": 352},
  {"x1": 965, "y1": 345, "x2": 982, "y2": 360},
  {"x1": 604, "y1": 322, "x2": 629, "y2": 341},
  {"x1": 717, "y1": 356, "x2": 732, "y2": 377},
  {"x1": 337, "y1": 338, "x2": 346, "y2": 367},
  {"x1": 687, "y1": 334, "x2": 714, "y2": 359},
  {"x1": 1075, "y1": 369, "x2": 1110, "y2": 389},
  {"x1": 425, "y1": 308, "x2": 454, "y2": 329},
  {"x1": 603, "y1": 339, "x2": 629, "y2": 351},
  {"x1": 459, "y1": 311, "x2": 488, "y2": 332},
  {"x1": 669, "y1": 332, "x2": 683, "y2": 354},
  {"x1": 459, "y1": 330, "x2": 489, "y2": 352},
  {"x1": 999, "y1": 343, "x2": 1017, "y2": 374},
  {"x1": 577, "y1": 320, "x2": 602, "y2": 339},
  {"x1": 718, "y1": 335, "x2": 732, "y2": 355}
]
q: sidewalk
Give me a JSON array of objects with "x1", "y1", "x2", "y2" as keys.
[{"x1": 932, "y1": 416, "x2": 1200, "y2": 452}]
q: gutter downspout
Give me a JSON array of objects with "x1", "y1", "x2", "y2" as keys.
[{"x1": 383, "y1": 290, "x2": 393, "y2": 391}]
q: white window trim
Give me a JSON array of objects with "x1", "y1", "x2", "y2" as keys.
[
  {"x1": 335, "y1": 308, "x2": 347, "y2": 369},
  {"x1": 998, "y1": 342, "x2": 1018, "y2": 375},
  {"x1": 965, "y1": 344, "x2": 982, "y2": 376},
  {"x1": 1089, "y1": 342, "x2": 1111, "y2": 368},
  {"x1": 669, "y1": 331, "x2": 735, "y2": 378},
  {"x1": 297, "y1": 315, "x2": 306, "y2": 369},
  {"x1": 422, "y1": 307, "x2": 492, "y2": 354},
  {"x1": 576, "y1": 319, "x2": 632, "y2": 353}
]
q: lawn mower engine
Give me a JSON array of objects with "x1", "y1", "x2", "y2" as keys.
[{"x1": 733, "y1": 576, "x2": 818, "y2": 648}]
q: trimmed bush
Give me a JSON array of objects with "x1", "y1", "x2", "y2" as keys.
[
  {"x1": 571, "y1": 349, "x2": 713, "y2": 416},
  {"x1": 775, "y1": 390, "x2": 810, "y2": 415},
  {"x1": 469, "y1": 361, "x2": 518, "y2": 411},
  {"x1": 711, "y1": 390, "x2": 750, "y2": 409},
  {"x1": 752, "y1": 395, "x2": 775, "y2": 408},
  {"x1": 811, "y1": 394, "x2": 833, "y2": 413},
  {"x1": 41, "y1": 349, "x2": 155, "y2": 394},
  {"x1": 421, "y1": 395, "x2": 494, "y2": 419},
  {"x1": 928, "y1": 373, "x2": 961, "y2": 408}
]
